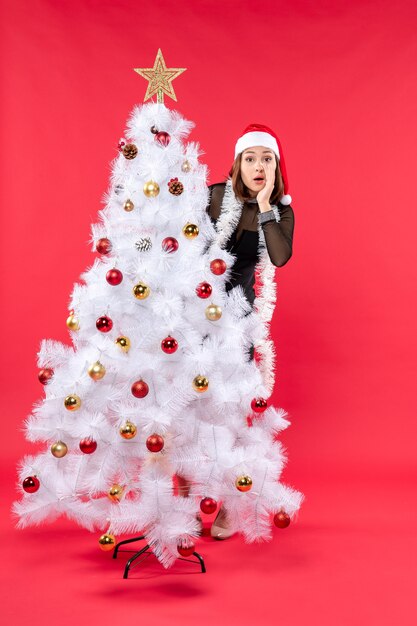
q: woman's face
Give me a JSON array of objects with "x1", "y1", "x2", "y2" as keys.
[{"x1": 240, "y1": 146, "x2": 276, "y2": 197}]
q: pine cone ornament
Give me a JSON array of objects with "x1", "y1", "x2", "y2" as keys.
[
  {"x1": 168, "y1": 178, "x2": 184, "y2": 195},
  {"x1": 122, "y1": 143, "x2": 138, "y2": 160},
  {"x1": 135, "y1": 237, "x2": 152, "y2": 252}
]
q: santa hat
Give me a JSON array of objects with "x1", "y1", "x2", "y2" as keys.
[{"x1": 234, "y1": 123, "x2": 292, "y2": 205}]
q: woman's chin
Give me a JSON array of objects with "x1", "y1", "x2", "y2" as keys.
[{"x1": 249, "y1": 183, "x2": 265, "y2": 194}]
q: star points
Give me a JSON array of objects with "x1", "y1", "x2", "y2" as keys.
[{"x1": 134, "y1": 49, "x2": 186, "y2": 103}]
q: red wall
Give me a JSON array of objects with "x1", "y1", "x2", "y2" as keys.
[{"x1": 1, "y1": 0, "x2": 416, "y2": 479}]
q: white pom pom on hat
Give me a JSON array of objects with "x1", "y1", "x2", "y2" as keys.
[{"x1": 234, "y1": 123, "x2": 292, "y2": 205}]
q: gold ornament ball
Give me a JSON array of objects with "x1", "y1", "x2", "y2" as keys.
[
  {"x1": 181, "y1": 159, "x2": 192, "y2": 173},
  {"x1": 119, "y1": 421, "x2": 137, "y2": 439},
  {"x1": 64, "y1": 394, "x2": 81, "y2": 411},
  {"x1": 192, "y1": 375, "x2": 209, "y2": 393},
  {"x1": 98, "y1": 533, "x2": 116, "y2": 551},
  {"x1": 51, "y1": 441, "x2": 68, "y2": 458},
  {"x1": 205, "y1": 303, "x2": 222, "y2": 321},
  {"x1": 66, "y1": 314, "x2": 80, "y2": 331},
  {"x1": 133, "y1": 282, "x2": 150, "y2": 299},
  {"x1": 88, "y1": 361, "x2": 106, "y2": 380},
  {"x1": 182, "y1": 223, "x2": 199, "y2": 239},
  {"x1": 116, "y1": 336, "x2": 131, "y2": 353},
  {"x1": 124, "y1": 199, "x2": 134, "y2": 212},
  {"x1": 143, "y1": 180, "x2": 160, "y2": 198},
  {"x1": 108, "y1": 484, "x2": 124, "y2": 502},
  {"x1": 236, "y1": 475, "x2": 253, "y2": 492}
]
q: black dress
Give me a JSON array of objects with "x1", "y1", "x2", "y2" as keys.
[{"x1": 206, "y1": 182, "x2": 295, "y2": 361}]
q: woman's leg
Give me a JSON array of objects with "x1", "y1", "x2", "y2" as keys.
[{"x1": 210, "y1": 504, "x2": 235, "y2": 540}]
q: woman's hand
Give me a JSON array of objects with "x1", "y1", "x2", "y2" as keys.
[{"x1": 256, "y1": 158, "x2": 277, "y2": 209}]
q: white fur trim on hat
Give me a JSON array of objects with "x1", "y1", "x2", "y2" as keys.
[{"x1": 234, "y1": 131, "x2": 280, "y2": 159}]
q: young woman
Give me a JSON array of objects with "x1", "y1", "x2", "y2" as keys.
[
  {"x1": 178, "y1": 123, "x2": 295, "y2": 539},
  {"x1": 207, "y1": 122, "x2": 294, "y2": 307}
]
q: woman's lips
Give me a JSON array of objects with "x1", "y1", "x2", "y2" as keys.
[{"x1": 253, "y1": 178, "x2": 264, "y2": 184}]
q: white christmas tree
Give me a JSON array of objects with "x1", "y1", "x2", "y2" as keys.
[{"x1": 14, "y1": 100, "x2": 303, "y2": 569}]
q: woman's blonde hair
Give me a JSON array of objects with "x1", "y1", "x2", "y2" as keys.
[{"x1": 228, "y1": 152, "x2": 284, "y2": 205}]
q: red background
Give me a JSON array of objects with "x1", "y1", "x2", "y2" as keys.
[{"x1": 1, "y1": 0, "x2": 416, "y2": 624}]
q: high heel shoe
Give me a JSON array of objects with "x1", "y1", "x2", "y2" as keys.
[{"x1": 210, "y1": 505, "x2": 235, "y2": 540}]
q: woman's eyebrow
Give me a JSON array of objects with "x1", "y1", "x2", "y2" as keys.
[{"x1": 243, "y1": 150, "x2": 273, "y2": 154}]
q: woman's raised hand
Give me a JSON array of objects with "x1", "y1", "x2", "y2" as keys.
[{"x1": 256, "y1": 159, "x2": 276, "y2": 208}]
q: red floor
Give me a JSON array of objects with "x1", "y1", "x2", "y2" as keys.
[{"x1": 2, "y1": 463, "x2": 416, "y2": 626}]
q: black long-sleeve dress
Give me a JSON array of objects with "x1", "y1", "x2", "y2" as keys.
[{"x1": 206, "y1": 182, "x2": 295, "y2": 307}]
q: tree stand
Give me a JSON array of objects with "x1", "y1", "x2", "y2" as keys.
[{"x1": 113, "y1": 535, "x2": 206, "y2": 578}]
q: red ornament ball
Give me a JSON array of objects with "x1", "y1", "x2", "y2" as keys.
[
  {"x1": 177, "y1": 542, "x2": 195, "y2": 557},
  {"x1": 274, "y1": 511, "x2": 291, "y2": 528},
  {"x1": 106, "y1": 268, "x2": 123, "y2": 286},
  {"x1": 161, "y1": 336, "x2": 178, "y2": 354},
  {"x1": 251, "y1": 397, "x2": 268, "y2": 413},
  {"x1": 117, "y1": 138, "x2": 126, "y2": 151},
  {"x1": 196, "y1": 282, "x2": 212, "y2": 299},
  {"x1": 96, "y1": 316, "x2": 113, "y2": 333},
  {"x1": 146, "y1": 434, "x2": 164, "y2": 453},
  {"x1": 162, "y1": 237, "x2": 179, "y2": 253},
  {"x1": 96, "y1": 238, "x2": 112, "y2": 255},
  {"x1": 131, "y1": 380, "x2": 149, "y2": 398},
  {"x1": 200, "y1": 497, "x2": 217, "y2": 515},
  {"x1": 22, "y1": 476, "x2": 40, "y2": 493},
  {"x1": 38, "y1": 368, "x2": 54, "y2": 385},
  {"x1": 79, "y1": 438, "x2": 97, "y2": 454},
  {"x1": 155, "y1": 131, "x2": 170, "y2": 146},
  {"x1": 210, "y1": 258, "x2": 227, "y2": 275}
]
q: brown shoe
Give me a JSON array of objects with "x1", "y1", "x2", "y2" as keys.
[{"x1": 210, "y1": 505, "x2": 235, "y2": 540}]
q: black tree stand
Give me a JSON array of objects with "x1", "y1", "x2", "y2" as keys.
[{"x1": 113, "y1": 535, "x2": 206, "y2": 578}]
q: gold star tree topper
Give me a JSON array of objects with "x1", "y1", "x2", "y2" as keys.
[{"x1": 134, "y1": 49, "x2": 186, "y2": 103}]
